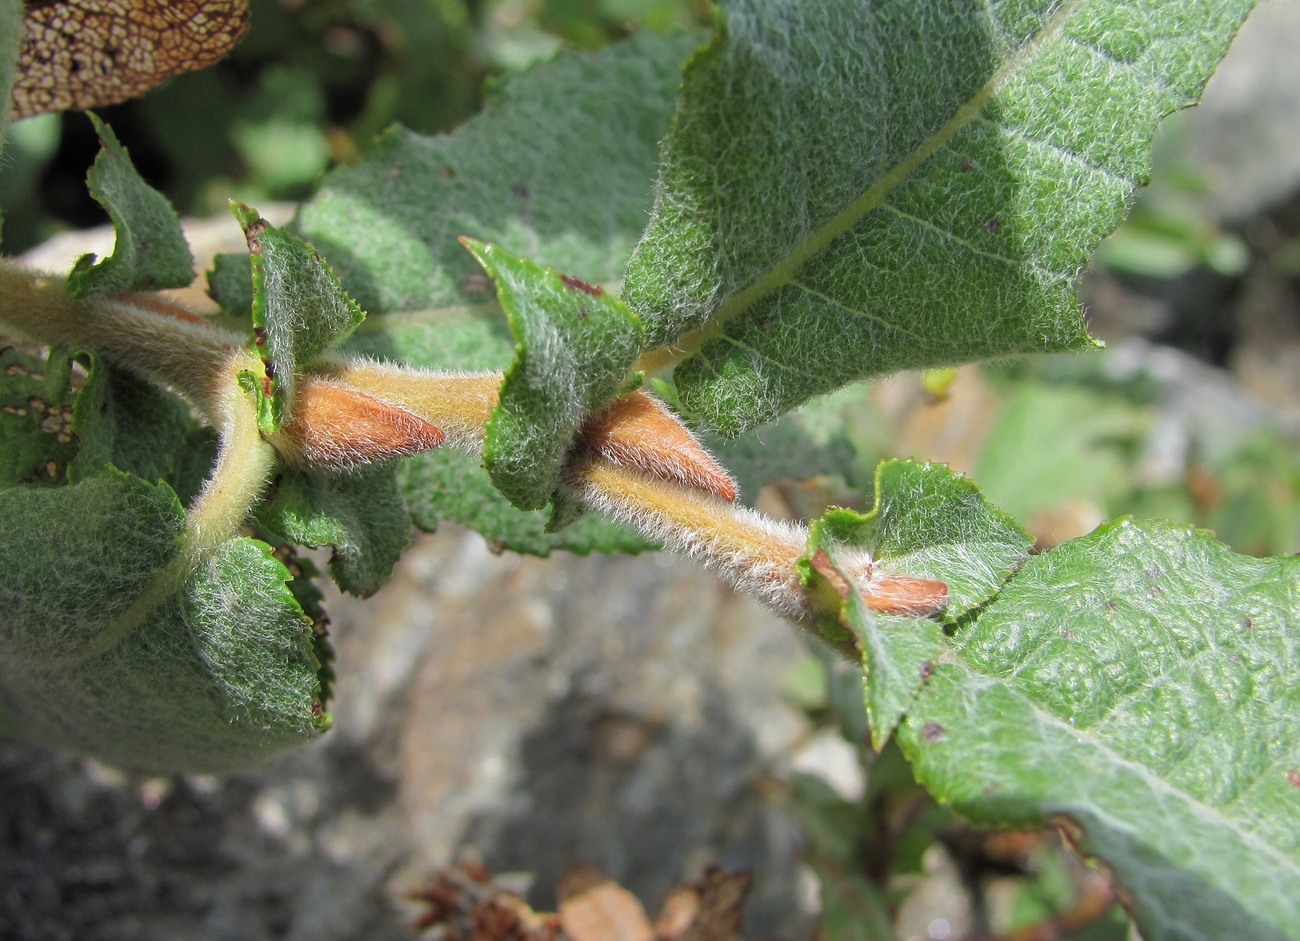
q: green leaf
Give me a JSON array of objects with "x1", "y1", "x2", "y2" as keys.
[
  {"x1": 972, "y1": 377, "x2": 1150, "y2": 525},
  {"x1": 0, "y1": 347, "x2": 79, "y2": 488},
  {"x1": 207, "y1": 251, "x2": 254, "y2": 319},
  {"x1": 66, "y1": 114, "x2": 195, "y2": 297},
  {"x1": 233, "y1": 202, "x2": 366, "y2": 432},
  {"x1": 68, "y1": 352, "x2": 197, "y2": 486},
  {"x1": 295, "y1": 32, "x2": 699, "y2": 316},
  {"x1": 623, "y1": 0, "x2": 1256, "y2": 434},
  {"x1": 294, "y1": 36, "x2": 693, "y2": 554},
  {"x1": 0, "y1": 471, "x2": 327, "y2": 772},
  {"x1": 1, "y1": 345, "x2": 202, "y2": 493},
  {"x1": 804, "y1": 461, "x2": 1031, "y2": 748},
  {"x1": 258, "y1": 465, "x2": 411, "y2": 597},
  {"x1": 466, "y1": 240, "x2": 643, "y2": 511},
  {"x1": 837, "y1": 460, "x2": 1033, "y2": 617},
  {"x1": 811, "y1": 857, "x2": 896, "y2": 941},
  {"x1": 400, "y1": 448, "x2": 651, "y2": 557},
  {"x1": 897, "y1": 519, "x2": 1300, "y2": 941}
]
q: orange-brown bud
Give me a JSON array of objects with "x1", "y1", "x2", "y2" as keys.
[
  {"x1": 277, "y1": 377, "x2": 445, "y2": 469},
  {"x1": 578, "y1": 391, "x2": 737, "y2": 503},
  {"x1": 811, "y1": 548, "x2": 949, "y2": 618}
]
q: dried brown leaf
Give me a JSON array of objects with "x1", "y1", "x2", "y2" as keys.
[
  {"x1": 11, "y1": 0, "x2": 250, "y2": 120},
  {"x1": 410, "y1": 862, "x2": 563, "y2": 941},
  {"x1": 559, "y1": 864, "x2": 655, "y2": 941}
]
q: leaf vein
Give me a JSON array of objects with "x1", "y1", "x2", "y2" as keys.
[
  {"x1": 878, "y1": 201, "x2": 1066, "y2": 283},
  {"x1": 1064, "y1": 34, "x2": 1176, "y2": 99},
  {"x1": 986, "y1": 670, "x2": 1300, "y2": 880},
  {"x1": 789, "y1": 279, "x2": 924, "y2": 341},
  {"x1": 710, "y1": 0, "x2": 1090, "y2": 325},
  {"x1": 973, "y1": 115, "x2": 1134, "y2": 190}
]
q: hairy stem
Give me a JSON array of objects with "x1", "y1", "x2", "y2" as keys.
[
  {"x1": 1, "y1": 260, "x2": 945, "y2": 637},
  {"x1": 0, "y1": 261, "x2": 242, "y2": 419},
  {"x1": 322, "y1": 361, "x2": 501, "y2": 451},
  {"x1": 569, "y1": 457, "x2": 816, "y2": 622},
  {"x1": 61, "y1": 377, "x2": 278, "y2": 666}
]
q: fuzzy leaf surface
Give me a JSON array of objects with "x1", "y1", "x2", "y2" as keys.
[
  {"x1": 293, "y1": 37, "x2": 692, "y2": 553},
  {"x1": 897, "y1": 519, "x2": 1300, "y2": 941},
  {"x1": 66, "y1": 114, "x2": 195, "y2": 297},
  {"x1": 804, "y1": 461, "x2": 1032, "y2": 748},
  {"x1": 68, "y1": 354, "x2": 197, "y2": 485},
  {"x1": 468, "y1": 240, "x2": 643, "y2": 511},
  {"x1": 835, "y1": 460, "x2": 1033, "y2": 617},
  {"x1": 258, "y1": 466, "x2": 411, "y2": 597},
  {"x1": 623, "y1": 0, "x2": 1256, "y2": 434},
  {"x1": 234, "y1": 203, "x2": 365, "y2": 432},
  {"x1": 0, "y1": 471, "x2": 327, "y2": 771},
  {"x1": 704, "y1": 383, "x2": 877, "y2": 505},
  {"x1": 295, "y1": 32, "x2": 698, "y2": 317},
  {"x1": 402, "y1": 448, "x2": 651, "y2": 557}
]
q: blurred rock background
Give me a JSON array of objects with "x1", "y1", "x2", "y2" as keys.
[{"x1": 2, "y1": 2, "x2": 1299, "y2": 939}]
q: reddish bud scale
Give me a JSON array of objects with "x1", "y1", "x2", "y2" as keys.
[
  {"x1": 578, "y1": 391, "x2": 737, "y2": 503},
  {"x1": 277, "y1": 378, "x2": 445, "y2": 469},
  {"x1": 810, "y1": 549, "x2": 949, "y2": 617}
]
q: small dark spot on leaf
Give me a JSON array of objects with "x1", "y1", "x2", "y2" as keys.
[
  {"x1": 959, "y1": 156, "x2": 974, "y2": 173},
  {"x1": 983, "y1": 216, "x2": 1002, "y2": 235},
  {"x1": 253, "y1": 325, "x2": 267, "y2": 346},
  {"x1": 312, "y1": 700, "x2": 324, "y2": 719},
  {"x1": 922, "y1": 722, "x2": 945, "y2": 743},
  {"x1": 1060, "y1": 629, "x2": 1075, "y2": 641},
  {"x1": 438, "y1": 165, "x2": 454, "y2": 179},
  {"x1": 265, "y1": 360, "x2": 277, "y2": 381},
  {"x1": 1288, "y1": 768, "x2": 1300, "y2": 788},
  {"x1": 1241, "y1": 616, "x2": 1253, "y2": 632},
  {"x1": 1104, "y1": 599, "x2": 1117, "y2": 613},
  {"x1": 578, "y1": 307, "x2": 589, "y2": 320},
  {"x1": 560, "y1": 273, "x2": 603, "y2": 297},
  {"x1": 919, "y1": 661, "x2": 934, "y2": 681},
  {"x1": 1145, "y1": 566, "x2": 1162, "y2": 581},
  {"x1": 511, "y1": 182, "x2": 530, "y2": 199}
]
